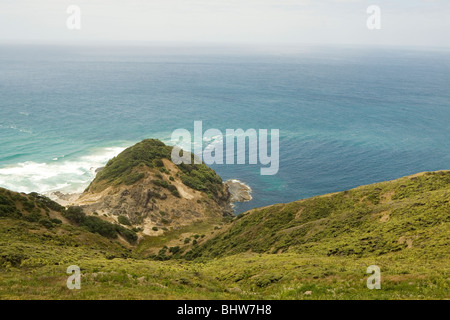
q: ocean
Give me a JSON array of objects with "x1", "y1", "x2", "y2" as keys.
[{"x1": 0, "y1": 45, "x2": 449, "y2": 213}]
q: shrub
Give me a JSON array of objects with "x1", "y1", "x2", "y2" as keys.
[
  {"x1": 118, "y1": 215, "x2": 132, "y2": 226},
  {"x1": 24, "y1": 212, "x2": 42, "y2": 223},
  {"x1": 39, "y1": 218, "x2": 54, "y2": 229},
  {"x1": 0, "y1": 204, "x2": 21, "y2": 219},
  {"x1": 0, "y1": 250, "x2": 28, "y2": 268},
  {"x1": 152, "y1": 227, "x2": 158, "y2": 231},
  {"x1": 155, "y1": 246, "x2": 169, "y2": 261},
  {"x1": 153, "y1": 158, "x2": 164, "y2": 167},
  {"x1": 169, "y1": 246, "x2": 181, "y2": 254},
  {"x1": 152, "y1": 179, "x2": 180, "y2": 197},
  {"x1": 0, "y1": 191, "x2": 16, "y2": 208},
  {"x1": 28, "y1": 193, "x2": 64, "y2": 212},
  {"x1": 50, "y1": 218, "x2": 62, "y2": 225},
  {"x1": 171, "y1": 189, "x2": 181, "y2": 198},
  {"x1": 152, "y1": 179, "x2": 169, "y2": 188},
  {"x1": 123, "y1": 172, "x2": 145, "y2": 185},
  {"x1": 116, "y1": 225, "x2": 138, "y2": 244},
  {"x1": 22, "y1": 200, "x2": 36, "y2": 212},
  {"x1": 178, "y1": 162, "x2": 222, "y2": 197},
  {"x1": 63, "y1": 207, "x2": 137, "y2": 244},
  {"x1": 83, "y1": 216, "x2": 118, "y2": 239},
  {"x1": 64, "y1": 206, "x2": 86, "y2": 224}
]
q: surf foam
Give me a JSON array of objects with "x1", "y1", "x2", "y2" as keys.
[{"x1": 0, "y1": 146, "x2": 125, "y2": 195}]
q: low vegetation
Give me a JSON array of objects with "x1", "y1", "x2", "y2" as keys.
[
  {"x1": 0, "y1": 189, "x2": 137, "y2": 244},
  {"x1": 89, "y1": 139, "x2": 172, "y2": 191},
  {"x1": 0, "y1": 171, "x2": 449, "y2": 299},
  {"x1": 185, "y1": 171, "x2": 450, "y2": 260}
]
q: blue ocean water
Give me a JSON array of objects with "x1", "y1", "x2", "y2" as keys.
[{"x1": 0, "y1": 45, "x2": 449, "y2": 213}]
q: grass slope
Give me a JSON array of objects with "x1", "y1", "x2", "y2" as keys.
[
  {"x1": 187, "y1": 171, "x2": 450, "y2": 259},
  {"x1": 0, "y1": 171, "x2": 449, "y2": 299}
]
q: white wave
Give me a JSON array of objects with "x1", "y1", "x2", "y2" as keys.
[
  {"x1": 227, "y1": 179, "x2": 253, "y2": 192},
  {"x1": 0, "y1": 146, "x2": 125, "y2": 195}
]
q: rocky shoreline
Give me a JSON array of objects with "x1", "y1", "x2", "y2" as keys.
[
  {"x1": 50, "y1": 178, "x2": 252, "y2": 212},
  {"x1": 48, "y1": 191, "x2": 81, "y2": 207},
  {"x1": 224, "y1": 179, "x2": 252, "y2": 204}
]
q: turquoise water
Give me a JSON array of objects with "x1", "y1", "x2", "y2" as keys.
[{"x1": 0, "y1": 45, "x2": 449, "y2": 213}]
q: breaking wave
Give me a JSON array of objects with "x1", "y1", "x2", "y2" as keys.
[{"x1": 0, "y1": 146, "x2": 125, "y2": 195}]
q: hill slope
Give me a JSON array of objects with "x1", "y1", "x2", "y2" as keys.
[
  {"x1": 72, "y1": 139, "x2": 233, "y2": 239},
  {"x1": 1, "y1": 171, "x2": 449, "y2": 299},
  {"x1": 186, "y1": 171, "x2": 450, "y2": 260}
]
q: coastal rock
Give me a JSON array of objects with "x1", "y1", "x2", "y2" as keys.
[
  {"x1": 225, "y1": 180, "x2": 252, "y2": 203},
  {"x1": 50, "y1": 191, "x2": 81, "y2": 206}
]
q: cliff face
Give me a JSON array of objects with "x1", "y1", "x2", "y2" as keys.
[{"x1": 74, "y1": 139, "x2": 233, "y2": 235}]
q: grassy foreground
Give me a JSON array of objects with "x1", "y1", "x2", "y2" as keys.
[
  {"x1": 0, "y1": 243, "x2": 447, "y2": 299},
  {"x1": 1, "y1": 171, "x2": 449, "y2": 299}
]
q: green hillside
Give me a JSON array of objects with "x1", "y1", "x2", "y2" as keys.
[
  {"x1": 0, "y1": 187, "x2": 139, "y2": 246},
  {"x1": 0, "y1": 171, "x2": 449, "y2": 299},
  {"x1": 186, "y1": 171, "x2": 450, "y2": 260},
  {"x1": 87, "y1": 139, "x2": 224, "y2": 199}
]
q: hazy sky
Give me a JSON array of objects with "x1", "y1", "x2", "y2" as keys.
[{"x1": 0, "y1": 0, "x2": 449, "y2": 47}]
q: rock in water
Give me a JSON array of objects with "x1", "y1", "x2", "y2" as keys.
[{"x1": 225, "y1": 179, "x2": 252, "y2": 203}]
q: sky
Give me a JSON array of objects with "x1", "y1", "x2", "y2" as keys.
[{"x1": 0, "y1": 0, "x2": 449, "y2": 47}]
